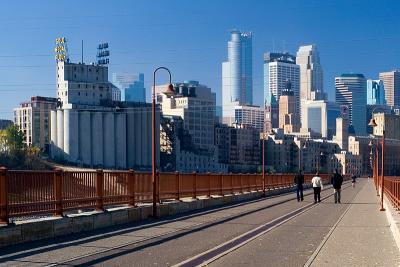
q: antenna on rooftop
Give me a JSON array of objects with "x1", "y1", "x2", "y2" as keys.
[{"x1": 81, "y1": 40, "x2": 84, "y2": 64}]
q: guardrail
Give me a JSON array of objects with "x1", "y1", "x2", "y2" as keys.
[
  {"x1": 383, "y1": 176, "x2": 400, "y2": 210},
  {"x1": 0, "y1": 167, "x2": 331, "y2": 225}
]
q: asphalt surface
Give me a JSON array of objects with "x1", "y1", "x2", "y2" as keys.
[{"x1": 0, "y1": 179, "x2": 398, "y2": 267}]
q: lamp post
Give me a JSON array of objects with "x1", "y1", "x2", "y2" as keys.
[
  {"x1": 368, "y1": 117, "x2": 385, "y2": 211},
  {"x1": 262, "y1": 132, "x2": 266, "y2": 197},
  {"x1": 298, "y1": 142, "x2": 307, "y2": 172},
  {"x1": 152, "y1": 67, "x2": 173, "y2": 218},
  {"x1": 262, "y1": 130, "x2": 275, "y2": 197},
  {"x1": 369, "y1": 140, "x2": 380, "y2": 196},
  {"x1": 317, "y1": 151, "x2": 324, "y2": 173}
]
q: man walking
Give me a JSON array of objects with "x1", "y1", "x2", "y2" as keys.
[
  {"x1": 331, "y1": 169, "x2": 343, "y2": 203},
  {"x1": 311, "y1": 172, "x2": 323, "y2": 203},
  {"x1": 294, "y1": 170, "x2": 304, "y2": 202}
]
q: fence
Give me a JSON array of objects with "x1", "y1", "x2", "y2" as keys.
[
  {"x1": 0, "y1": 167, "x2": 330, "y2": 224},
  {"x1": 383, "y1": 176, "x2": 400, "y2": 210}
]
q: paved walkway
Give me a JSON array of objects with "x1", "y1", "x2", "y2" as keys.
[
  {"x1": 0, "y1": 179, "x2": 399, "y2": 266},
  {"x1": 307, "y1": 179, "x2": 400, "y2": 266}
]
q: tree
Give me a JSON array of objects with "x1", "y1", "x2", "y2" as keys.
[
  {"x1": 0, "y1": 125, "x2": 26, "y2": 168},
  {"x1": 3, "y1": 124, "x2": 26, "y2": 155}
]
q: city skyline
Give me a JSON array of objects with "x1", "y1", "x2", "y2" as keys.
[{"x1": 0, "y1": 0, "x2": 400, "y2": 120}]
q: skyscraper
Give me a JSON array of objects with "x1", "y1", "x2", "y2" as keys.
[
  {"x1": 301, "y1": 100, "x2": 340, "y2": 138},
  {"x1": 222, "y1": 30, "x2": 252, "y2": 124},
  {"x1": 367, "y1": 79, "x2": 385, "y2": 105},
  {"x1": 112, "y1": 73, "x2": 146, "y2": 102},
  {"x1": 379, "y1": 70, "x2": 400, "y2": 107},
  {"x1": 296, "y1": 45, "x2": 324, "y2": 102},
  {"x1": 263, "y1": 52, "x2": 300, "y2": 110},
  {"x1": 278, "y1": 81, "x2": 300, "y2": 133},
  {"x1": 335, "y1": 74, "x2": 367, "y2": 135}
]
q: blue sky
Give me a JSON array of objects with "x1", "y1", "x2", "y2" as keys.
[{"x1": 0, "y1": 0, "x2": 399, "y2": 119}]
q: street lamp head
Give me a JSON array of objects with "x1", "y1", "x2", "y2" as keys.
[
  {"x1": 368, "y1": 118, "x2": 377, "y2": 127},
  {"x1": 163, "y1": 83, "x2": 175, "y2": 97}
]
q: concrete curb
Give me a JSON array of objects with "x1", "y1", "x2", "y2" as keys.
[
  {"x1": 0, "y1": 184, "x2": 317, "y2": 248},
  {"x1": 383, "y1": 195, "x2": 400, "y2": 251}
]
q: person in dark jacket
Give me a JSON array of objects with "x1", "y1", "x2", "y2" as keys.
[
  {"x1": 294, "y1": 170, "x2": 304, "y2": 202},
  {"x1": 331, "y1": 169, "x2": 344, "y2": 203}
]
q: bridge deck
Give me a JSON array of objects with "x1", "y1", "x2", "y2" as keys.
[{"x1": 0, "y1": 179, "x2": 398, "y2": 266}]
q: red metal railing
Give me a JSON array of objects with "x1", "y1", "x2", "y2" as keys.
[
  {"x1": 0, "y1": 168, "x2": 331, "y2": 224},
  {"x1": 383, "y1": 176, "x2": 400, "y2": 210}
]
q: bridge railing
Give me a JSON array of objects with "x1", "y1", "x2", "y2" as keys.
[
  {"x1": 0, "y1": 167, "x2": 332, "y2": 225},
  {"x1": 383, "y1": 176, "x2": 400, "y2": 210}
]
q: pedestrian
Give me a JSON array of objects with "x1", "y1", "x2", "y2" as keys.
[
  {"x1": 294, "y1": 170, "x2": 304, "y2": 202},
  {"x1": 311, "y1": 172, "x2": 323, "y2": 203},
  {"x1": 351, "y1": 174, "x2": 356, "y2": 188},
  {"x1": 331, "y1": 169, "x2": 343, "y2": 204}
]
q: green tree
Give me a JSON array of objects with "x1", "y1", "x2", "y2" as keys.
[
  {"x1": 3, "y1": 125, "x2": 26, "y2": 154},
  {"x1": 0, "y1": 125, "x2": 26, "y2": 168}
]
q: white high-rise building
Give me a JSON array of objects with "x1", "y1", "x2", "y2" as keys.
[
  {"x1": 263, "y1": 52, "x2": 300, "y2": 113},
  {"x1": 222, "y1": 30, "x2": 253, "y2": 125},
  {"x1": 296, "y1": 45, "x2": 324, "y2": 102},
  {"x1": 335, "y1": 74, "x2": 367, "y2": 135}
]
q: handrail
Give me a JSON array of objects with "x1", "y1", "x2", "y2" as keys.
[{"x1": 0, "y1": 168, "x2": 337, "y2": 225}]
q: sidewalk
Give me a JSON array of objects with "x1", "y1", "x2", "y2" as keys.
[{"x1": 308, "y1": 179, "x2": 400, "y2": 266}]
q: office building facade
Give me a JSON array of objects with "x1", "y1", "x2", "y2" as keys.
[
  {"x1": 301, "y1": 100, "x2": 340, "y2": 138},
  {"x1": 279, "y1": 86, "x2": 300, "y2": 133},
  {"x1": 264, "y1": 52, "x2": 300, "y2": 117},
  {"x1": 335, "y1": 74, "x2": 367, "y2": 135},
  {"x1": 112, "y1": 73, "x2": 146, "y2": 102},
  {"x1": 234, "y1": 105, "x2": 264, "y2": 132},
  {"x1": 156, "y1": 80, "x2": 216, "y2": 154},
  {"x1": 296, "y1": 45, "x2": 324, "y2": 102},
  {"x1": 14, "y1": 96, "x2": 58, "y2": 148},
  {"x1": 222, "y1": 30, "x2": 253, "y2": 124},
  {"x1": 367, "y1": 79, "x2": 385, "y2": 105},
  {"x1": 372, "y1": 112, "x2": 400, "y2": 140},
  {"x1": 379, "y1": 70, "x2": 400, "y2": 107}
]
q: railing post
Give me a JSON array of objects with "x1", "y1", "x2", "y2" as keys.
[
  {"x1": 220, "y1": 173, "x2": 224, "y2": 196},
  {"x1": 175, "y1": 171, "x2": 180, "y2": 201},
  {"x1": 157, "y1": 171, "x2": 161, "y2": 204},
  {"x1": 240, "y1": 174, "x2": 243, "y2": 193},
  {"x1": 231, "y1": 173, "x2": 233, "y2": 195},
  {"x1": 193, "y1": 171, "x2": 197, "y2": 199},
  {"x1": 128, "y1": 169, "x2": 135, "y2": 207},
  {"x1": 96, "y1": 169, "x2": 104, "y2": 211},
  {"x1": 0, "y1": 167, "x2": 8, "y2": 225},
  {"x1": 54, "y1": 168, "x2": 63, "y2": 217},
  {"x1": 207, "y1": 172, "x2": 211, "y2": 198}
]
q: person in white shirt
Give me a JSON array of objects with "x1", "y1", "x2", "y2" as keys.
[{"x1": 311, "y1": 172, "x2": 323, "y2": 203}]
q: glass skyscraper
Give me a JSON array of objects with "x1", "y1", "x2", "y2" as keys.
[
  {"x1": 112, "y1": 73, "x2": 146, "y2": 102},
  {"x1": 222, "y1": 30, "x2": 253, "y2": 124},
  {"x1": 335, "y1": 74, "x2": 367, "y2": 135},
  {"x1": 367, "y1": 79, "x2": 385, "y2": 105}
]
